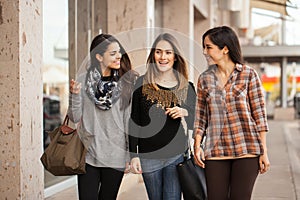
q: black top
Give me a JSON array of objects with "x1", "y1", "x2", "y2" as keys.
[{"x1": 128, "y1": 76, "x2": 196, "y2": 159}]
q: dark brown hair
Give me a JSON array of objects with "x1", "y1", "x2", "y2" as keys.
[
  {"x1": 202, "y1": 26, "x2": 244, "y2": 65},
  {"x1": 88, "y1": 33, "x2": 138, "y2": 109}
]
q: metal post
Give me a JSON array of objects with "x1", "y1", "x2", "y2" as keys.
[{"x1": 281, "y1": 57, "x2": 288, "y2": 108}]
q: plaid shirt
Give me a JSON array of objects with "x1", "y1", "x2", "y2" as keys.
[{"x1": 194, "y1": 64, "x2": 269, "y2": 158}]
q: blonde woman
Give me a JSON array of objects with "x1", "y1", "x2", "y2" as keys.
[{"x1": 129, "y1": 33, "x2": 196, "y2": 200}]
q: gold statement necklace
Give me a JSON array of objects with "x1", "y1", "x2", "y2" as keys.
[{"x1": 142, "y1": 81, "x2": 188, "y2": 109}]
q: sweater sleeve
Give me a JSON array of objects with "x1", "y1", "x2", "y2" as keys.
[
  {"x1": 182, "y1": 82, "x2": 196, "y2": 130},
  {"x1": 128, "y1": 77, "x2": 144, "y2": 157},
  {"x1": 67, "y1": 74, "x2": 85, "y2": 123}
]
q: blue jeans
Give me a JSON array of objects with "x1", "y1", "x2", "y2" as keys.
[{"x1": 141, "y1": 155, "x2": 183, "y2": 200}]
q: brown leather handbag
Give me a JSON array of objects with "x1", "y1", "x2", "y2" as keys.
[{"x1": 40, "y1": 115, "x2": 87, "y2": 176}]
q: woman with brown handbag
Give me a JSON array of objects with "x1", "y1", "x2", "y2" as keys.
[{"x1": 68, "y1": 33, "x2": 138, "y2": 200}]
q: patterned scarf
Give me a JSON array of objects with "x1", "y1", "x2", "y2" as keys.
[{"x1": 85, "y1": 68, "x2": 121, "y2": 110}]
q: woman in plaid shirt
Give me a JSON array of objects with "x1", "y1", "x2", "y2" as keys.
[{"x1": 194, "y1": 26, "x2": 270, "y2": 200}]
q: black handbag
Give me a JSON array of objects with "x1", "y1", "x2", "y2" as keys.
[
  {"x1": 40, "y1": 115, "x2": 87, "y2": 176},
  {"x1": 177, "y1": 135, "x2": 207, "y2": 200}
]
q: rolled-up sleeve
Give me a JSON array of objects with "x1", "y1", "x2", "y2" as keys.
[
  {"x1": 248, "y1": 69, "x2": 269, "y2": 132},
  {"x1": 193, "y1": 76, "x2": 208, "y2": 138}
]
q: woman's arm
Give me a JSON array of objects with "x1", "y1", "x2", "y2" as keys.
[
  {"x1": 248, "y1": 68, "x2": 270, "y2": 173},
  {"x1": 67, "y1": 78, "x2": 83, "y2": 123},
  {"x1": 128, "y1": 77, "x2": 143, "y2": 156},
  {"x1": 128, "y1": 77, "x2": 143, "y2": 174},
  {"x1": 184, "y1": 82, "x2": 196, "y2": 129},
  {"x1": 193, "y1": 77, "x2": 208, "y2": 168},
  {"x1": 193, "y1": 77, "x2": 208, "y2": 139},
  {"x1": 248, "y1": 68, "x2": 269, "y2": 132}
]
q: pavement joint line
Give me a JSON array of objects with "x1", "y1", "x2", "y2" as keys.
[
  {"x1": 283, "y1": 121, "x2": 300, "y2": 200},
  {"x1": 44, "y1": 176, "x2": 77, "y2": 198}
]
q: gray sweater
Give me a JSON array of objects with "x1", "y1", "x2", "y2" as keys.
[{"x1": 67, "y1": 73, "x2": 130, "y2": 169}]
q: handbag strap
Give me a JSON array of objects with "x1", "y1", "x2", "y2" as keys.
[
  {"x1": 61, "y1": 115, "x2": 77, "y2": 135},
  {"x1": 62, "y1": 115, "x2": 69, "y2": 125},
  {"x1": 184, "y1": 130, "x2": 193, "y2": 159}
]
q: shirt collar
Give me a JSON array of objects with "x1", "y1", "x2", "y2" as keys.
[
  {"x1": 235, "y1": 63, "x2": 243, "y2": 72},
  {"x1": 210, "y1": 63, "x2": 243, "y2": 73}
]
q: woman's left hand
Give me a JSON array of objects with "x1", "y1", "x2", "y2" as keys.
[
  {"x1": 165, "y1": 106, "x2": 187, "y2": 119},
  {"x1": 259, "y1": 153, "x2": 270, "y2": 174}
]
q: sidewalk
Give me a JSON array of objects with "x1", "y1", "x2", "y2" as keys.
[
  {"x1": 45, "y1": 120, "x2": 300, "y2": 200},
  {"x1": 252, "y1": 120, "x2": 300, "y2": 200}
]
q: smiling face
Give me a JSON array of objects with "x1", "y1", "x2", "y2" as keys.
[
  {"x1": 203, "y1": 36, "x2": 227, "y2": 65},
  {"x1": 154, "y1": 40, "x2": 176, "y2": 73},
  {"x1": 96, "y1": 42, "x2": 122, "y2": 76}
]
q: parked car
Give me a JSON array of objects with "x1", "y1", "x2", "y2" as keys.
[{"x1": 43, "y1": 94, "x2": 61, "y2": 148}]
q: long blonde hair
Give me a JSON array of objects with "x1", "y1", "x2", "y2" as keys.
[{"x1": 144, "y1": 33, "x2": 188, "y2": 90}]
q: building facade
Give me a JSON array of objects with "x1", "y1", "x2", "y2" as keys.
[{"x1": 1, "y1": 0, "x2": 299, "y2": 198}]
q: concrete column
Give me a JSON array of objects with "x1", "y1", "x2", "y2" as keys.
[
  {"x1": 107, "y1": 0, "x2": 150, "y2": 33},
  {"x1": 69, "y1": 0, "x2": 108, "y2": 80},
  {"x1": 69, "y1": 0, "x2": 89, "y2": 80},
  {"x1": 194, "y1": 5, "x2": 210, "y2": 83},
  {"x1": 155, "y1": 0, "x2": 163, "y2": 27},
  {"x1": 92, "y1": 0, "x2": 107, "y2": 36},
  {"x1": 162, "y1": 0, "x2": 190, "y2": 35},
  {"x1": 0, "y1": 0, "x2": 44, "y2": 199},
  {"x1": 107, "y1": 0, "x2": 154, "y2": 73},
  {"x1": 162, "y1": 0, "x2": 195, "y2": 81},
  {"x1": 68, "y1": 0, "x2": 77, "y2": 80},
  {"x1": 189, "y1": 0, "x2": 195, "y2": 82},
  {"x1": 281, "y1": 15, "x2": 286, "y2": 45}
]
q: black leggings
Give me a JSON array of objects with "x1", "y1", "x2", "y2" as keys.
[
  {"x1": 205, "y1": 157, "x2": 259, "y2": 200},
  {"x1": 77, "y1": 164, "x2": 124, "y2": 200}
]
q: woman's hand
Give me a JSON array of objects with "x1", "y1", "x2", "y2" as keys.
[
  {"x1": 259, "y1": 152, "x2": 270, "y2": 174},
  {"x1": 124, "y1": 162, "x2": 131, "y2": 174},
  {"x1": 258, "y1": 131, "x2": 270, "y2": 174},
  {"x1": 165, "y1": 106, "x2": 187, "y2": 119},
  {"x1": 194, "y1": 146, "x2": 205, "y2": 168},
  {"x1": 130, "y1": 157, "x2": 142, "y2": 174},
  {"x1": 70, "y1": 79, "x2": 81, "y2": 94}
]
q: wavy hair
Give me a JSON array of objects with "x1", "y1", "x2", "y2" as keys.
[
  {"x1": 87, "y1": 33, "x2": 138, "y2": 109},
  {"x1": 144, "y1": 33, "x2": 188, "y2": 90}
]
